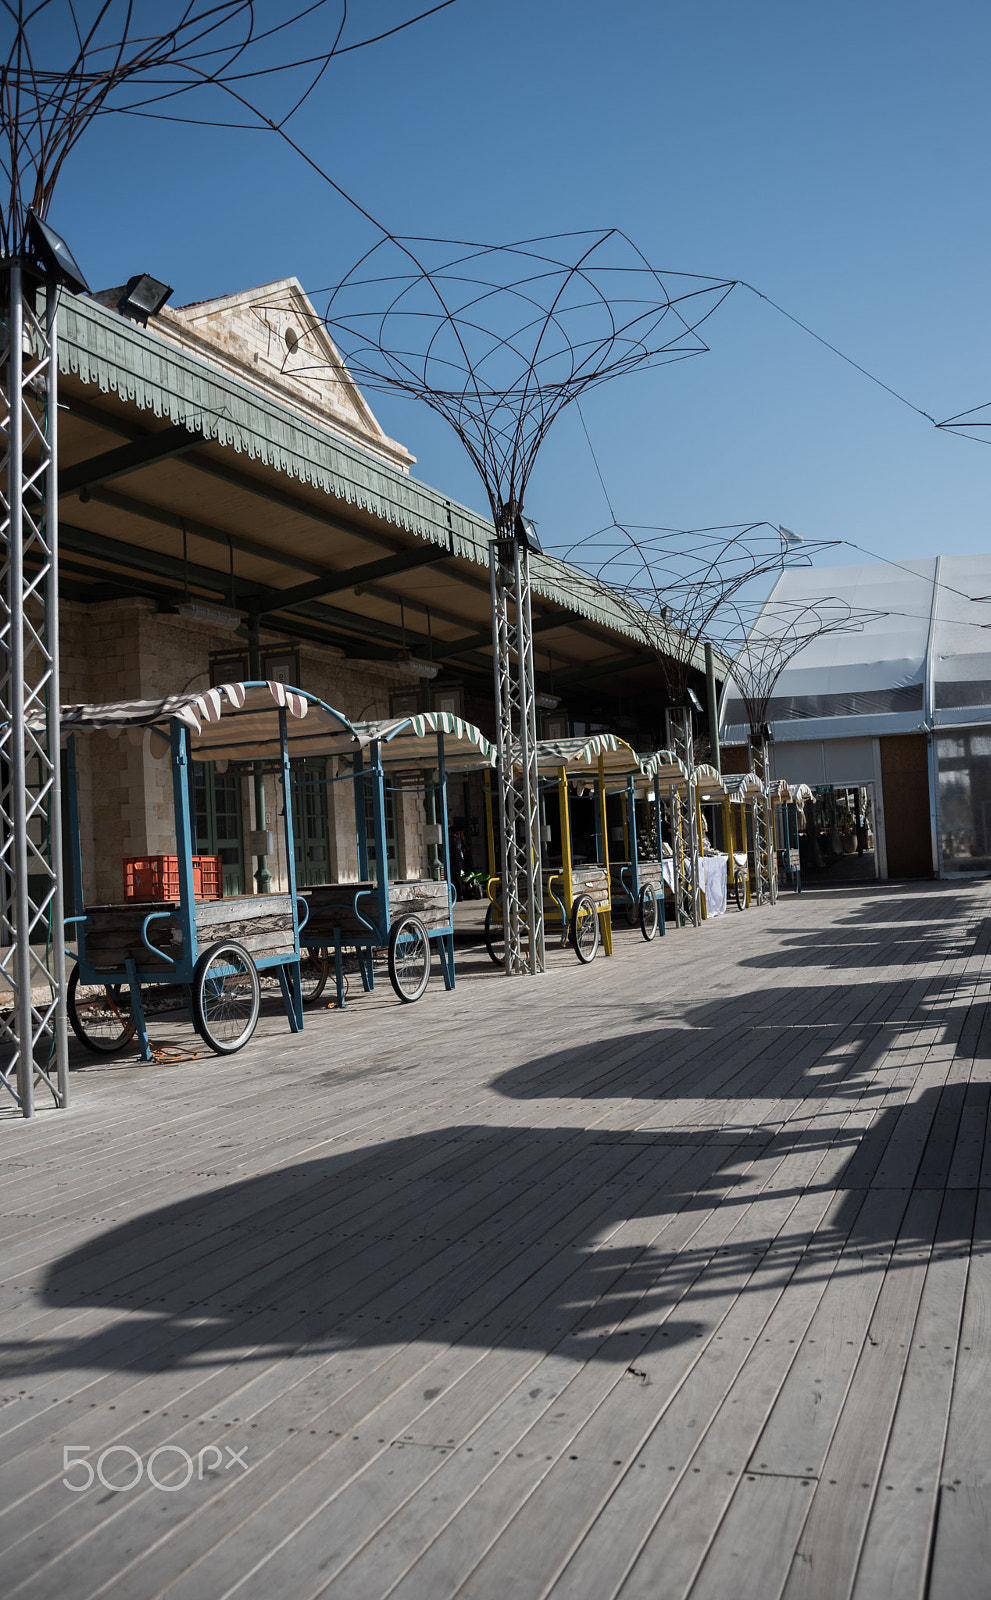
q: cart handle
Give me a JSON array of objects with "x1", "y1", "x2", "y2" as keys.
[
  {"x1": 353, "y1": 888, "x2": 382, "y2": 941},
  {"x1": 295, "y1": 896, "x2": 310, "y2": 934},
  {"x1": 141, "y1": 910, "x2": 176, "y2": 968},
  {"x1": 63, "y1": 913, "x2": 88, "y2": 960}
]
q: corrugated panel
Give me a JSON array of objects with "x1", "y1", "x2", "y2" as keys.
[{"x1": 57, "y1": 294, "x2": 684, "y2": 650}]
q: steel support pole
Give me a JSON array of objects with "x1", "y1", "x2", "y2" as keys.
[
  {"x1": 681, "y1": 708, "x2": 702, "y2": 927},
  {"x1": 490, "y1": 533, "x2": 543, "y2": 975},
  {"x1": 0, "y1": 263, "x2": 68, "y2": 1114}
]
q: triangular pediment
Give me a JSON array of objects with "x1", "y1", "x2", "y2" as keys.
[{"x1": 160, "y1": 278, "x2": 414, "y2": 473}]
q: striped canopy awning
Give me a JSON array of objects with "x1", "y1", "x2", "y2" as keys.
[
  {"x1": 531, "y1": 732, "x2": 642, "y2": 777},
  {"x1": 42, "y1": 681, "x2": 359, "y2": 762},
  {"x1": 722, "y1": 771, "x2": 766, "y2": 801},
  {"x1": 352, "y1": 711, "x2": 497, "y2": 770},
  {"x1": 638, "y1": 749, "x2": 690, "y2": 785}
]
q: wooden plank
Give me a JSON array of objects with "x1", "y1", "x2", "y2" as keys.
[
  {"x1": 924, "y1": 1186, "x2": 991, "y2": 1600},
  {"x1": 847, "y1": 1187, "x2": 975, "y2": 1600},
  {"x1": 683, "y1": 1473, "x2": 816, "y2": 1600}
]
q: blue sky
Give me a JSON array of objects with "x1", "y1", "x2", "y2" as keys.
[{"x1": 47, "y1": 0, "x2": 991, "y2": 565}]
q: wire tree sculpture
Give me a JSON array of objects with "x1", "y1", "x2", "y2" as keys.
[
  {"x1": 718, "y1": 593, "x2": 886, "y2": 746},
  {"x1": 302, "y1": 229, "x2": 736, "y2": 531},
  {"x1": 558, "y1": 519, "x2": 840, "y2": 715},
  {"x1": 0, "y1": 0, "x2": 459, "y2": 252},
  {"x1": 287, "y1": 230, "x2": 736, "y2": 975}
]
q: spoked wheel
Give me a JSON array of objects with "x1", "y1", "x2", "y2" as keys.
[
  {"x1": 733, "y1": 871, "x2": 747, "y2": 911},
  {"x1": 638, "y1": 883, "x2": 659, "y2": 941},
  {"x1": 67, "y1": 964, "x2": 137, "y2": 1054},
  {"x1": 484, "y1": 901, "x2": 505, "y2": 967},
  {"x1": 570, "y1": 894, "x2": 600, "y2": 963},
  {"x1": 299, "y1": 948, "x2": 330, "y2": 1005},
  {"x1": 388, "y1": 915, "x2": 430, "y2": 1002},
  {"x1": 192, "y1": 941, "x2": 260, "y2": 1054}
]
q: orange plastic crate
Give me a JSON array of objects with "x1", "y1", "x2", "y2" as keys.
[{"x1": 123, "y1": 855, "x2": 223, "y2": 902}]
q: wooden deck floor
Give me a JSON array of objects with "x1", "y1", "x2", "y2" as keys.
[{"x1": 3, "y1": 878, "x2": 991, "y2": 1600}]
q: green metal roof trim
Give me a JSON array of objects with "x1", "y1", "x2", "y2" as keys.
[{"x1": 56, "y1": 294, "x2": 703, "y2": 661}]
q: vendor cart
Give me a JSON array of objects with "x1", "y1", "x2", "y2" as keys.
[
  {"x1": 299, "y1": 712, "x2": 497, "y2": 1005},
  {"x1": 60, "y1": 681, "x2": 359, "y2": 1059},
  {"x1": 774, "y1": 780, "x2": 812, "y2": 892},
  {"x1": 486, "y1": 733, "x2": 643, "y2": 965},
  {"x1": 609, "y1": 749, "x2": 688, "y2": 940},
  {"x1": 722, "y1": 770, "x2": 772, "y2": 907}
]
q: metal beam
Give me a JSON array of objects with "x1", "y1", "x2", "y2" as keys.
[
  {"x1": 83, "y1": 485, "x2": 339, "y2": 580},
  {"x1": 553, "y1": 650, "x2": 657, "y2": 686},
  {"x1": 59, "y1": 425, "x2": 202, "y2": 498},
  {"x1": 60, "y1": 521, "x2": 259, "y2": 600},
  {"x1": 253, "y1": 546, "x2": 449, "y2": 614},
  {"x1": 432, "y1": 609, "x2": 567, "y2": 661}
]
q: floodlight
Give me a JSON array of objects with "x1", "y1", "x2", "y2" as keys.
[
  {"x1": 685, "y1": 687, "x2": 703, "y2": 713},
  {"x1": 24, "y1": 211, "x2": 89, "y2": 294},
  {"x1": 535, "y1": 692, "x2": 560, "y2": 710},
  {"x1": 514, "y1": 514, "x2": 542, "y2": 555},
  {"x1": 117, "y1": 274, "x2": 173, "y2": 325}
]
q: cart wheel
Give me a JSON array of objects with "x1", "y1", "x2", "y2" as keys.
[
  {"x1": 67, "y1": 965, "x2": 137, "y2": 1054},
  {"x1": 484, "y1": 901, "x2": 504, "y2": 966},
  {"x1": 299, "y1": 948, "x2": 330, "y2": 1005},
  {"x1": 733, "y1": 872, "x2": 747, "y2": 911},
  {"x1": 192, "y1": 942, "x2": 260, "y2": 1054},
  {"x1": 570, "y1": 894, "x2": 599, "y2": 963},
  {"x1": 388, "y1": 915, "x2": 430, "y2": 1002},
  {"x1": 638, "y1": 884, "x2": 659, "y2": 941}
]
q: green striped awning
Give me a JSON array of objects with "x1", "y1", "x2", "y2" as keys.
[{"x1": 352, "y1": 712, "x2": 497, "y2": 769}]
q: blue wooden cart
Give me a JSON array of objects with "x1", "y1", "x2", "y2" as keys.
[
  {"x1": 59, "y1": 681, "x2": 360, "y2": 1059},
  {"x1": 298, "y1": 711, "x2": 497, "y2": 1005}
]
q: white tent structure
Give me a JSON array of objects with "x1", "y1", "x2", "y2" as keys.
[{"x1": 719, "y1": 556, "x2": 991, "y2": 879}]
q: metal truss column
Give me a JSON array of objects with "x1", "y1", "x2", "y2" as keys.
[
  {"x1": 0, "y1": 262, "x2": 69, "y2": 1115},
  {"x1": 680, "y1": 708, "x2": 702, "y2": 927},
  {"x1": 490, "y1": 533, "x2": 543, "y2": 975}
]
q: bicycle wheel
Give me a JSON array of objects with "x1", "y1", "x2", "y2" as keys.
[
  {"x1": 638, "y1": 884, "x2": 659, "y2": 941},
  {"x1": 192, "y1": 942, "x2": 260, "y2": 1054},
  {"x1": 484, "y1": 901, "x2": 505, "y2": 967},
  {"x1": 67, "y1": 964, "x2": 136, "y2": 1054},
  {"x1": 299, "y1": 948, "x2": 330, "y2": 1005},
  {"x1": 570, "y1": 894, "x2": 599, "y2": 963},
  {"x1": 733, "y1": 871, "x2": 747, "y2": 911},
  {"x1": 388, "y1": 915, "x2": 430, "y2": 1002}
]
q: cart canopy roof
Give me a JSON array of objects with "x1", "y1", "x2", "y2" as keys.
[
  {"x1": 691, "y1": 764, "x2": 731, "y2": 801},
  {"x1": 531, "y1": 733, "x2": 641, "y2": 777},
  {"x1": 722, "y1": 771, "x2": 765, "y2": 801},
  {"x1": 351, "y1": 712, "x2": 497, "y2": 770},
  {"x1": 638, "y1": 749, "x2": 690, "y2": 784},
  {"x1": 45, "y1": 681, "x2": 360, "y2": 761}
]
